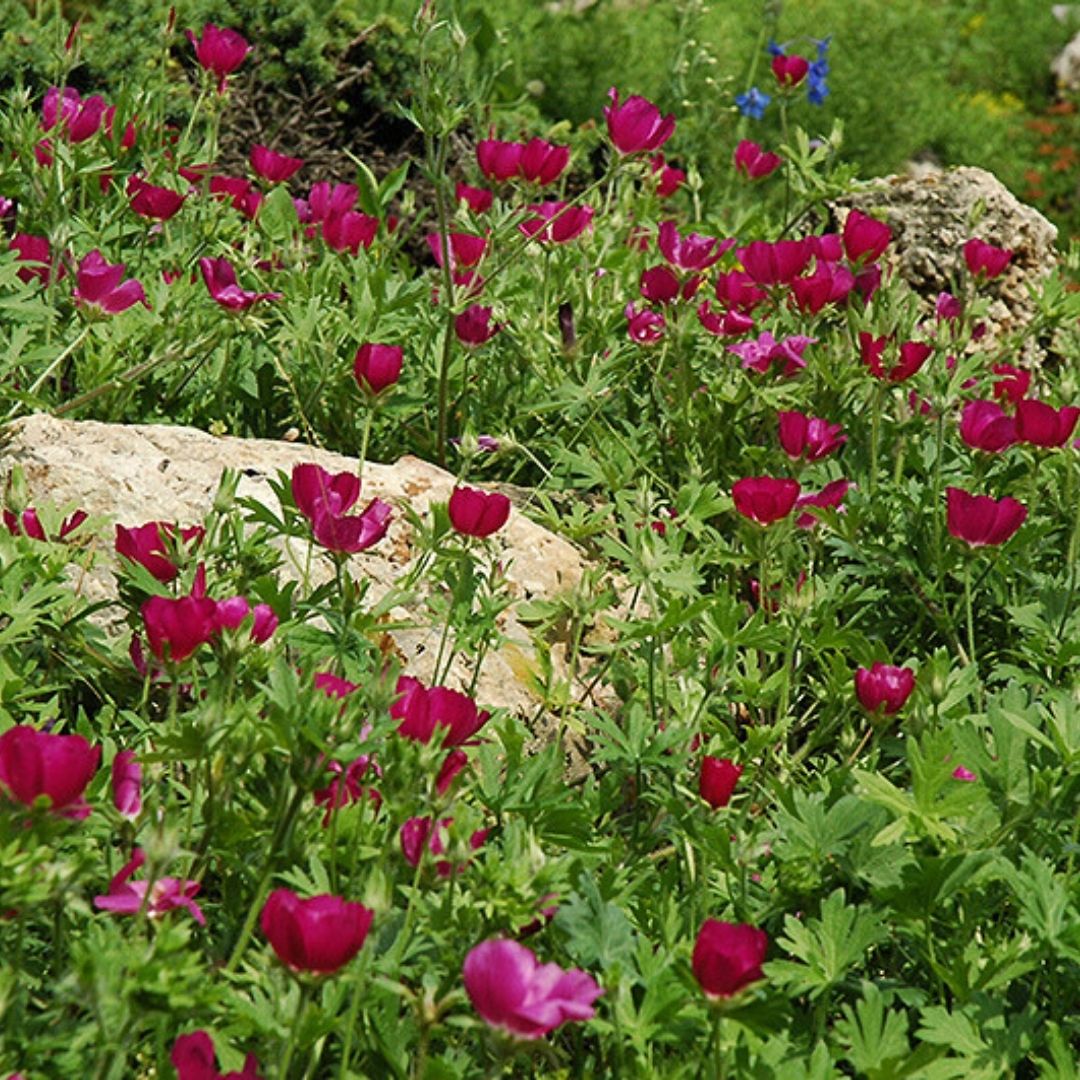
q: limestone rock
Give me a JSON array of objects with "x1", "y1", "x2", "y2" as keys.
[
  {"x1": 0, "y1": 414, "x2": 602, "y2": 766},
  {"x1": 1052, "y1": 29, "x2": 1080, "y2": 93},
  {"x1": 832, "y1": 166, "x2": 1058, "y2": 343}
]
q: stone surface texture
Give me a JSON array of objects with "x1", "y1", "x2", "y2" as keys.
[
  {"x1": 0, "y1": 414, "x2": 601, "y2": 763},
  {"x1": 832, "y1": 166, "x2": 1059, "y2": 345},
  {"x1": 1051, "y1": 28, "x2": 1080, "y2": 93}
]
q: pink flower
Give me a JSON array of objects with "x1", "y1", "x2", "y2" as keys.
[
  {"x1": 855, "y1": 662, "x2": 915, "y2": 715},
  {"x1": 322, "y1": 210, "x2": 379, "y2": 254},
  {"x1": 141, "y1": 586, "x2": 219, "y2": 664},
  {"x1": 728, "y1": 331, "x2": 815, "y2": 377},
  {"x1": 771, "y1": 53, "x2": 810, "y2": 87},
  {"x1": 250, "y1": 144, "x2": 303, "y2": 183},
  {"x1": 111, "y1": 750, "x2": 142, "y2": 820},
  {"x1": 699, "y1": 756, "x2": 741, "y2": 809},
  {"x1": 454, "y1": 305, "x2": 501, "y2": 346},
  {"x1": 171, "y1": 1031, "x2": 263, "y2": 1080},
  {"x1": 464, "y1": 938, "x2": 602, "y2": 1039},
  {"x1": 959, "y1": 400, "x2": 1016, "y2": 453},
  {"x1": 476, "y1": 138, "x2": 523, "y2": 181},
  {"x1": 213, "y1": 596, "x2": 278, "y2": 643},
  {"x1": 291, "y1": 464, "x2": 360, "y2": 520},
  {"x1": 935, "y1": 292, "x2": 963, "y2": 321},
  {"x1": 94, "y1": 848, "x2": 205, "y2": 924},
  {"x1": 657, "y1": 220, "x2": 730, "y2": 271},
  {"x1": 304, "y1": 181, "x2": 358, "y2": 222},
  {"x1": 73, "y1": 250, "x2": 148, "y2": 314},
  {"x1": 427, "y1": 231, "x2": 487, "y2": 270},
  {"x1": 697, "y1": 301, "x2": 754, "y2": 337},
  {"x1": 314, "y1": 757, "x2": 380, "y2": 826},
  {"x1": 946, "y1": 486, "x2": 1027, "y2": 548},
  {"x1": 714, "y1": 270, "x2": 767, "y2": 313},
  {"x1": 449, "y1": 486, "x2": 511, "y2": 537},
  {"x1": 859, "y1": 333, "x2": 932, "y2": 382},
  {"x1": 603, "y1": 89, "x2": 675, "y2": 155},
  {"x1": 392, "y1": 675, "x2": 490, "y2": 747},
  {"x1": 733, "y1": 139, "x2": 782, "y2": 180},
  {"x1": 10, "y1": 234, "x2": 61, "y2": 285},
  {"x1": 115, "y1": 521, "x2": 204, "y2": 583},
  {"x1": 209, "y1": 174, "x2": 262, "y2": 219},
  {"x1": 353, "y1": 343, "x2": 403, "y2": 396},
  {"x1": 518, "y1": 137, "x2": 570, "y2": 185},
  {"x1": 399, "y1": 816, "x2": 488, "y2": 877},
  {"x1": 199, "y1": 257, "x2": 281, "y2": 310},
  {"x1": 649, "y1": 154, "x2": 685, "y2": 197},
  {"x1": 260, "y1": 888, "x2": 373, "y2": 974},
  {"x1": 314, "y1": 670, "x2": 359, "y2": 698},
  {"x1": 41, "y1": 86, "x2": 110, "y2": 143},
  {"x1": 308, "y1": 499, "x2": 392, "y2": 554},
  {"x1": 990, "y1": 364, "x2": 1030, "y2": 405},
  {"x1": 186, "y1": 24, "x2": 252, "y2": 92},
  {"x1": 794, "y1": 479, "x2": 852, "y2": 529},
  {"x1": 790, "y1": 261, "x2": 855, "y2": 313},
  {"x1": 435, "y1": 749, "x2": 469, "y2": 794},
  {"x1": 625, "y1": 303, "x2": 666, "y2": 344},
  {"x1": 127, "y1": 175, "x2": 185, "y2": 221},
  {"x1": 4, "y1": 507, "x2": 87, "y2": 541},
  {"x1": 0, "y1": 725, "x2": 99, "y2": 819},
  {"x1": 777, "y1": 411, "x2": 845, "y2": 462},
  {"x1": 1015, "y1": 399, "x2": 1080, "y2": 448},
  {"x1": 692, "y1": 920, "x2": 768, "y2": 998},
  {"x1": 842, "y1": 209, "x2": 892, "y2": 265},
  {"x1": 456, "y1": 182, "x2": 493, "y2": 212},
  {"x1": 519, "y1": 202, "x2": 594, "y2": 244},
  {"x1": 732, "y1": 477, "x2": 801, "y2": 525},
  {"x1": 963, "y1": 237, "x2": 1012, "y2": 280},
  {"x1": 736, "y1": 239, "x2": 812, "y2": 285}
]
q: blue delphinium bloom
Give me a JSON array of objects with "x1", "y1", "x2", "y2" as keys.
[
  {"x1": 767, "y1": 38, "x2": 786, "y2": 57},
  {"x1": 807, "y1": 36, "x2": 831, "y2": 105},
  {"x1": 735, "y1": 86, "x2": 771, "y2": 120}
]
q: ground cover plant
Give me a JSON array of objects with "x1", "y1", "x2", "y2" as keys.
[{"x1": 1, "y1": 5, "x2": 1080, "y2": 1078}]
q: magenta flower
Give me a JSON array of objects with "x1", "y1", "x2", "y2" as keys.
[
  {"x1": 291, "y1": 464, "x2": 360, "y2": 521},
  {"x1": 699, "y1": 756, "x2": 741, "y2": 809},
  {"x1": 697, "y1": 301, "x2": 754, "y2": 337},
  {"x1": 0, "y1": 725, "x2": 99, "y2": 819},
  {"x1": 213, "y1": 596, "x2": 278, "y2": 643},
  {"x1": 127, "y1": 176, "x2": 186, "y2": 221},
  {"x1": 1015, "y1": 399, "x2": 1080, "y2": 448},
  {"x1": 771, "y1": 53, "x2": 810, "y2": 87},
  {"x1": 456, "y1": 183, "x2": 493, "y2": 212},
  {"x1": 952, "y1": 765, "x2": 977, "y2": 782},
  {"x1": 519, "y1": 201, "x2": 594, "y2": 243},
  {"x1": 736, "y1": 239, "x2": 812, "y2": 285},
  {"x1": 963, "y1": 237, "x2": 1012, "y2": 280},
  {"x1": 625, "y1": 302, "x2": 666, "y2": 344},
  {"x1": 959, "y1": 400, "x2": 1017, "y2": 453},
  {"x1": 436, "y1": 749, "x2": 469, "y2": 795},
  {"x1": 10, "y1": 233, "x2": 60, "y2": 285},
  {"x1": 310, "y1": 498, "x2": 392, "y2": 554},
  {"x1": 650, "y1": 153, "x2": 685, "y2": 197},
  {"x1": 171, "y1": 1031, "x2": 263, "y2": 1080},
  {"x1": 790, "y1": 260, "x2": 855, "y2": 313},
  {"x1": 392, "y1": 675, "x2": 491, "y2": 747},
  {"x1": 842, "y1": 209, "x2": 892, "y2": 265},
  {"x1": 353, "y1": 343, "x2": 403, "y2": 396},
  {"x1": 859, "y1": 333, "x2": 932, "y2": 382},
  {"x1": 946, "y1": 486, "x2": 1027, "y2": 548},
  {"x1": 73, "y1": 250, "x2": 148, "y2": 314},
  {"x1": 41, "y1": 86, "x2": 110, "y2": 143},
  {"x1": 603, "y1": 88, "x2": 675, "y2": 155},
  {"x1": 209, "y1": 174, "x2": 263, "y2": 219},
  {"x1": 94, "y1": 848, "x2": 205, "y2": 924},
  {"x1": 186, "y1": 24, "x2": 252, "y2": 92},
  {"x1": 476, "y1": 138, "x2": 523, "y2": 182},
  {"x1": 935, "y1": 292, "x2": 963, "y2": 321},
  {"x1": 464, "y1": 938, "x2": 602, "y2": 1039},
  {"x1": 855, "y1": 662, "x2": 915, "y2": 715},
  {"x1": 4, "y1": 506, "x2": 87, "y2": 541},
  {"x1": 733, "y1": 139, "x2": 782, "y2": 180},
  {"x1": 518, "y1": 137, "x2": 570, "y2": 185},
  {"x1": 322, "y1": 210, "x2": 379, "y2": 254},
  {"x1": 454, "y1": 305, "x2": 501, "y2": 347},
  {"x1": 115, "y1": 521, "x2": 205, "y2": 583},
  {"x1": 641, "y1": 265, "x2": 697, "y2": 304},
  {"x1": 313, "y1": 757, "x2": 380, "y2": 826},
  {"x1": 692, "y1": 920, "x2": 767, "y2": 999},
  {"x1": 199, "y1": 257, "x2": 281, "y2": 311},
  {"x1": 728, "y1": 331, "x2": 816, "y2": 377},
  {"x1": 991, "y1": 364, "x2": 1030, "y2": 405},
  {"x1": 714, "y1": 270, "x2": 767, "y2": 313},
  {"x1": 111, "y1": 750, "x2": 142, "y2": 820},
  {"x1": 303, "y1": 181, "x2": 358, "y2": 223},
  {"x1": 794, "y1": 478, "x2": 852, "y2": 529},
  {"x1": 260, "y1": 888, "x2": 373, "y2": 974},
  {"x1": 449, "y1": 485, "x2": 511, "y2": 537},
  {"x1": 778, "y1": 411, "x2": 845, "y2": 462},
  {"x1": 427, "y1": 231, "x2": 488, "y2": 271},
  {"x1": 657, "y1": 221, "x2": 731, "y2": 272},
  {"x1": 399, "y1": 816, "x2": 488, "y2": 877},
  {"x1": 732, "y1": 477, "x2": 801, "y2": 525},
  {"x1": 141, "y1": 579, "x2": 219, "y2": 664},
  {"x1": 250, "y1": 144, "x2": 303, "y2": 183}
]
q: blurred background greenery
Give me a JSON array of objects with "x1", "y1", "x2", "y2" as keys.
[{"x1": 4, "y1": 0, "x2": 1079, "y2": 238}]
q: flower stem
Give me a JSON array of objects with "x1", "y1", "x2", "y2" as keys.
[{"x1": 279, "y1": 981, "x2": 312, "y2": 1080}]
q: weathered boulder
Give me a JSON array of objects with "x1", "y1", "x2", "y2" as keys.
[
  {"x1": 0, "y1": 414, "x2": 600, "y2": 763},
  {"x1": 1052, "y1": 28, "x2": 1080, "y2": 93},
  {"x1": 832, "y1": 166, "x2": 1059, "y2": 345}
]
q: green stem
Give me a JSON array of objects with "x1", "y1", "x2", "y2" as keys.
[
  {"x1": 337, "y1": 946, "x2": 373, "y2": 1079},
  {"x1": 964, "y1": 558, "x2": 977, "y2": 675},
  {"x1": 279, "y1": 982, "x2": 312, "y2": 1080},
  {"x1": 357, "y1": 403, "x2": 376, "y2": 488}
]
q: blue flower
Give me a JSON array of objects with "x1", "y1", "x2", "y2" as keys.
[
  {"x1": 766, "y1": 39, "x2": 786, "y2": 58},
  {"x1": 807, "y1": 36, "x2": 831, "y2": 105},
  {"x1": 735, "y1": 86, "x2": 771, "y2": 120}
]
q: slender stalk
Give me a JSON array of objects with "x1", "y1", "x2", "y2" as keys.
[
  {"x1": 5, "y1": 323, "x2": 93, "y2": 421},
  {"x1": 964, "y1": 558, "x2": 977, "y2": 675},
  {"x1": 356, "y1": 405, "x2": 375, "y2": 488},
  {"x1": 278, "y1": 982, "x2": 312, "y2": 1080}
]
